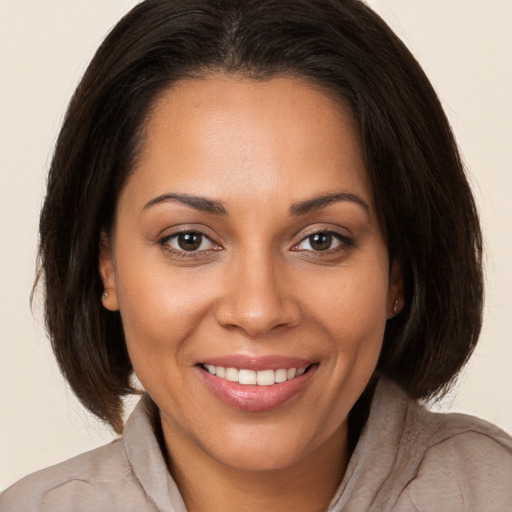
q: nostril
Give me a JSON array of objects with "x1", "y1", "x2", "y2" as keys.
[{"x1": 215, "y1": 292, "x2": 302, "y2": 336}]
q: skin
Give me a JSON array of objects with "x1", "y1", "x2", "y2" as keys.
[{"x1": 100, "y1": 75, "x2": 403, "y2": 512}]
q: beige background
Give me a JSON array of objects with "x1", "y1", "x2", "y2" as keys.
[{"x1": 1, "y1": 0, "x2": 511, "y2": 491}]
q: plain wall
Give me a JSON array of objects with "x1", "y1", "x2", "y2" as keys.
[{"x1": 1, "y1": 0, "x2": 511, "y2": 491}]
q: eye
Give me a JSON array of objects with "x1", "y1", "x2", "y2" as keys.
[
  {"x1": 293, "y1": 231, "x2": 352, "y2": 252},
  {"x1": 161, "y1": 231, "x2": 218, "y2": 252}
]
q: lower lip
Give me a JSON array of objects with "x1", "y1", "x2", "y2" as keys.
[{"x1": 198, "y1": 366, "x2": 316, "y2": 412}]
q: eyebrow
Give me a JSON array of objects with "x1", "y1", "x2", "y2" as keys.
[
  {"x1": 289, "y1": 191, "x2": 370, "y2": 216},
  {"x1": 142, "y1": 190, "x2": 369, "y2": 217},
  {"x1": 142, "y1": 193, "x2": 227, "y2": 215}
]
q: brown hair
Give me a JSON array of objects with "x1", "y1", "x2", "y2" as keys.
[{"x1": 37, "y1": 0, "x2": 483, "y2": 433}]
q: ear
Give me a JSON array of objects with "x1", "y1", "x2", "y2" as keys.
[
  {"x1": 386, "y1": 259, "x2": 404, "y2": 319},
  {"x1": 99, "y1": 231, "x2": 119, "y2": 311}
]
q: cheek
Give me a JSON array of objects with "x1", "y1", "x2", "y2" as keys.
[
  {"x1": 310, "y1": 263, "x2": 389, "y2": 333},
  {"x1": 113, "y1": 253, "x2": 216, "y2": 365},
  {"x1": 309, "y1": 260, "x2": 389, "y2": 377}
]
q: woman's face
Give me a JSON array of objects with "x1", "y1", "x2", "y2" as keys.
[{"x1": 100, "y1": 75, "x2": 402, "y2": 472}]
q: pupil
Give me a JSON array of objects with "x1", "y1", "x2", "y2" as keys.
[
  {"x1": 178, "y1": 232, "x2": 202, "y2": 251},
  {"x1": 311, "y1": 233, "x2": 332, "y2": 251}
]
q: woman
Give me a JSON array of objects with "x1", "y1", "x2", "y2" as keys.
[{"x1": 2, "y1": 0, "x2": 511, "y2": 510}]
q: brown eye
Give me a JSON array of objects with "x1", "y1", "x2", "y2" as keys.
[
  {"x1": 309, "y1": 233, "x2": 333, "y2": 251},
  {"x1": 161, "y1": 231, "x2": 217, "y2": 253},
  {"x1": 292, "y1": 230, "x2": 352, "y2": 253},
  {"x1": 177, "y1": 232, "x2": 203, "y2": 251}
]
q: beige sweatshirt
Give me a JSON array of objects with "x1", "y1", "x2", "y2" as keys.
[{"x1": 2, "y1": 379, "x2": 511, "y2": 511}]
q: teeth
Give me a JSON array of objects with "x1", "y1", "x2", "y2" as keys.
[
  {"x1": 225, "y1": 367, "x2": 238, "y2": 382},
  {"x1": 239, "y1": 369, "x2": 257, "y2": 385},
  {"x1": 257, "y1": 369, "x2": 275, "y2": 386},
  {"x1": 275, "y1": 369, "x2": 287, "y2": 383},
  {"x1": 204, "y1": 365, "x2": 309, "y2": 386}
]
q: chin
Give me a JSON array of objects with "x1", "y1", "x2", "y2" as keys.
[
  {"x1": 201, "y1": 419, "x2": 343, "y2": 473},
  {"x1": 211, "y1": 440, "x2": 308, "y2": 473}
]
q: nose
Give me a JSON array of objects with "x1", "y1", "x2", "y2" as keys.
[{"x1": 215, "y1": 252, "x2": 302, "y2": 337}]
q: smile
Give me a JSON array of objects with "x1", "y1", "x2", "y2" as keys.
[
  {"x1": 198, "y1": 360, "x2": 317, "y2": 412},
  {"x1": 203, "y1": 365, "x2": 308, "y2": 386}
]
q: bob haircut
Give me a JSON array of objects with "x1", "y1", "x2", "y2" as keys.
[{"x1": 37, "y1": 0, "x2": 483, "y2": 433}]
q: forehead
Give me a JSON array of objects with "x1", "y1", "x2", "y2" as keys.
[{"x1": 125, "y1": 74, "x2": 372, "y2": 213}]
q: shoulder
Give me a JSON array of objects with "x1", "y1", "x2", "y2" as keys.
[
  {"x1": 0, "y1": 439, "x2": 148, "y2": 512},
  {"x1": 397, "y1": 404, "x2": 512, "y2": 511}
]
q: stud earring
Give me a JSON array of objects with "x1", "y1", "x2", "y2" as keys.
[
  {"x1": 392, "y1": 298, "x2": 399, "y2": 315},
  {"x1": 102, "y1": 292, "x2": 109, "y2": 301}
]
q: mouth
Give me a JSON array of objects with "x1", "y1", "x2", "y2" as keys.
[
  {"x1": 197, "y1": 358, "x2": 317, "y2": 412},
  {"x1": 201, "y1": 364, "x2": 311, "y2": 386}
]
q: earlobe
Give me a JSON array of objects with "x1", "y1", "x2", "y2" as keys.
[
  {"x1": 99, "y1": 231, "x2": 119, "y2": 311},
  {"x1": 387, "y1": 260, "x2": 404, "y2": 319}
]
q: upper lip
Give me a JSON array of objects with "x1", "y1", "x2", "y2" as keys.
[{"x1": 198, "y1": 354, "x2": 314, "y2": 371}]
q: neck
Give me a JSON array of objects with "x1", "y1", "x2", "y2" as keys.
[{"x1": 162, "y1": 421, "x2": 350, "y2": 512}]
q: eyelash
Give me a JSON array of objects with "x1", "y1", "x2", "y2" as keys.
[
  {"x1": 158, "y1": 231, "x2": 221, "y2": 259},
  {"x1": 157, "y1": 228, "x2": 354, "y2": 260},
  {"x1": 291, "y1": 230, "x2": 355, "y2": 254}
]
